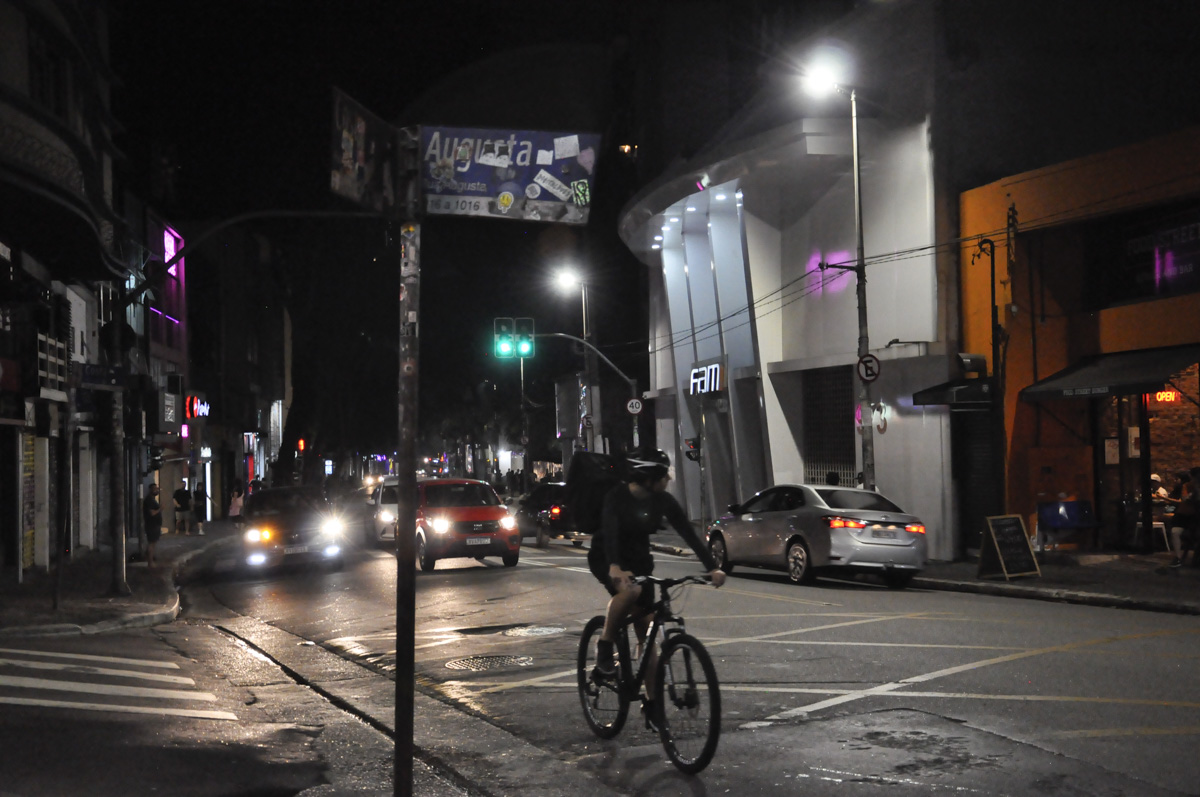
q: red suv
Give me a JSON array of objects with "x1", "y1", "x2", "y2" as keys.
[{"x1": 416, "y1": 478, "x2": 520, "y2": 570}]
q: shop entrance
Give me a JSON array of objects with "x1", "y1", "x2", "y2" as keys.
[{"x1": 1097, "y1": 366, "x2": 1200, "y2": 551}]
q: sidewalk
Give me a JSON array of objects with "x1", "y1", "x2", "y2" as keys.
[{"x1": 0, "y1": 519, "x2": 244, "y2": 636}]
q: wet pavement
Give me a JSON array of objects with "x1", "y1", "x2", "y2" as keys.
[{"x1": 3, "y1": 520, "x2": 1199, "y2": 796}]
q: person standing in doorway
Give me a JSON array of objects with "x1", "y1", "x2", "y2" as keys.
[
  {"x1": 173, "y1": 479, "x2": 193, "y2": 535},
  {"x1": 193, "y1": 480, "x2": 210, "y2": 535},
  {"x1": 143, "y1": 483, "x2": 162, "y2": 567}
]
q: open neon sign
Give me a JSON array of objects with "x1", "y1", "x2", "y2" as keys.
[{"x1": 1149, "y1": 390, "x2": 1180, "y2": 403}]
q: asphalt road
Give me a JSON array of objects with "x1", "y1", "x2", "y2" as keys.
[{"x1": 194, "y1": 539, "x2": 1200, "y2": 796}]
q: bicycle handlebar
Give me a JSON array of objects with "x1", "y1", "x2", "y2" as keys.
[{"x1": 632, "y1": 574, "x2": 712, "y2": 587}]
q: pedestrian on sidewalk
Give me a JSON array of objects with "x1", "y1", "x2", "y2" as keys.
[
  {"x1": 173, "y1": 479, "x2": 193, "y2": 535},
  {"x1": 143, "y1": 483, "x2": 163, "y2": 568},
  {"x1": 229, "y1": 480, "x2": 244, "y2": 523},
  {"x1": 192, "y1": 480, "x2": 210, "y2": 535},
  {"x1": 1167, "y1": 470, "x2": 1196, "y2": 567}
]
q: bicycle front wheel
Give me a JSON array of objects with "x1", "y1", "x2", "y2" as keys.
[
  {"x1": 655, "y1": 633, "x2": 721, "y2": 774},
  {"x1": 577, "y1": 615, "x2": 629, "y2": 739}
]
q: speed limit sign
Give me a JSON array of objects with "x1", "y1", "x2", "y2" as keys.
[{"x1": 626, "y1": 398, "x2": 644, "y2": 415}]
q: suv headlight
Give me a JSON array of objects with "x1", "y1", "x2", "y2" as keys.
[
  {"x1": 500, "y1": 515, "x2": 516, "y2": 531},
  {"x1": 431, "y1": 517, "x2": 451, "y2": 534},
  {"x1": 322, "y1": 517, "x2": 346, "y2": 536}
]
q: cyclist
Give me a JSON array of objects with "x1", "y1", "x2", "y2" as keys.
[{"x1": 588, "y1": 447, "x2": 726, "y2": 727}]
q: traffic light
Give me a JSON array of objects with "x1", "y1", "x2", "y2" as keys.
[
  {"x1": 514, "y1": 317, "x2": 535, "y2": 358},
  {"x1": 494, "y1": 317, "x2": 515, "y2": 358},
  {"x1": 684, "y1": 437, "x2": 701, "y2": 462},
  {"x1": 148, "y1": 446, "x2": 164, "y2": 471}
]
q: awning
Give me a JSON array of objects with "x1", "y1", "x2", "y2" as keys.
[
  {"x1": 1020, "y1": 344, "x2": 1200, "y2": 402},
  {"x1": 912, "y1": 377, "x2": 995, "y2": 407}
]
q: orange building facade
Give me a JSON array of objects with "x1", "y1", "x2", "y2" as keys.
[{"x1": 960, "y1": 126, "x2": 1200, "y2": 550}]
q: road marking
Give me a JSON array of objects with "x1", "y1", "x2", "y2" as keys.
[
  {"x1": 0, "y1": 674, "x2": 217, "y2": 702},
  {"x1": 0, "y1": 647, "x2": 179, "y2": 669},
  {"x1": 0, "y1": 695, "x2": 237, "y2": 720},
  {"x1": 1052, "y1": 725, "x2": 1200, "y2": 739},
  {"x1": 767, "y1": 627, "x2": 1196, "y2": 720},
  {"x1": 718, "y1": 586, "x2": 839, "y2": 607},
  {"x1": 746, "y1": 639, "x2": 1027, "y2": 651},
  {"x1": 705, "y1": 612, "x2": 932, "y2": 650},
  {"x1": 0, "y1": 657, "x2": 195, "y2": 685}
]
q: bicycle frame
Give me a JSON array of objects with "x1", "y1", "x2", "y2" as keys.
[{"x1": 614, "y1": 578, "x2": 690, "y2": 700}]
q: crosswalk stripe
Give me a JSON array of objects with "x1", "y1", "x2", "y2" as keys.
[
  {"x1": 0, "y1": 657, "x2": 195, "y2": 685},
  {"x1": 0, "y1": 674, "x2": 216, "y2": 702},
  {"x1": 0, "y1": 647, "x2": 180, "y2": 669},
  {"x1": 0, "y1": 695, "x2": 237, "y2": 720}
]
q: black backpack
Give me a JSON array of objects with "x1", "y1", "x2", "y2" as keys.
[{"x1": 565, "y1": 452, "x2": 625, "y2": 535}]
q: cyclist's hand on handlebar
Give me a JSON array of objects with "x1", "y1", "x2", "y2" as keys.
[{"x1": 707, "y1": 569, "x2": 727, "y2": 588}]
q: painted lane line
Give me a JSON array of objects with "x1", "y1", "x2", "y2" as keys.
[
  {"x1": 0, "y1": 695, "x2": 237, "y2": 720},
  {"x1": 768, "y1": 626, "x2": 1196, "y2": 720},
  {"x1": 705, "y1": 612, "x2": 932, "y2": 650},
  {"x1": 741, "y1": 639, "x2": 1027, "y2": 651},
  {"x1": 717, "y1": 586, "x2": 839, "y2": 607},
  {"x1": 0, "y1": 647, "x2": 180, "y2": 669},
  {"x1": 1052, "y1": 725, "x2": 1200, "y2": 739},
  {"x1": 0, "y1": 674, "x2": 217, "y2": 702},
  {"x1": 0, "y1": 657, "x2": 195, "y2": 685}
]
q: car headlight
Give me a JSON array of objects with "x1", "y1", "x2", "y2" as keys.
[
  {"x1": 379, "y1": 509, "x2": 396, "y2": 524},
  {"x1": 431, "y1": 517, "x2": 451, "y2": 534},
  {"x1": 244, "y1": 528, "x2": 271, "y2": 543},
  {"x1": 500, "y1": 515, "x2": 516, "y2": 531},
  {"x1": 322, "y1": 517, "x2": 346, "y2": 536}
]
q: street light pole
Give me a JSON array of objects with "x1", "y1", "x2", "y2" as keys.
[{"x1": 850, "y1": 87, "x2": 876, "y2": 491}]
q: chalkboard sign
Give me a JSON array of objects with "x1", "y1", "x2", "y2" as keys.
[{"x1": 978, "y1": 515, "x2": 1041, "y2": 580}]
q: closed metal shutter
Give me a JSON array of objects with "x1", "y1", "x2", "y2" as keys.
[{"x1": 802, "y1": 365, "x2": 856, "y2": 486}]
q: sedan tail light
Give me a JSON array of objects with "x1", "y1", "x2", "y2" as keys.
[
  {"x1": 825, "y1": 516, "x2": 866, "y2": 529},
  {"x1": 905, "y1": 523, "x2": 926, "y2": 534},
  {"x1": 550, "y1": 505, "x2": 562, "y2": 517}
]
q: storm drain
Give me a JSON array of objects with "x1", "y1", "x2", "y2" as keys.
[
  {"x1": 503, "y1": 625, "x2": 566, "y2": 638},
  {"x1": 445, "y1": 655, "x2": 534, "y2": 671}
]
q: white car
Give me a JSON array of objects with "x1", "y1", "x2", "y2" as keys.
[{"x1": 370, "y1": 476, "x2": 400, "y2": 544}]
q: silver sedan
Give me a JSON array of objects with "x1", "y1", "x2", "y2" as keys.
[{"x1": 706, "y1": 484, "x2": 927, "y2": 589}]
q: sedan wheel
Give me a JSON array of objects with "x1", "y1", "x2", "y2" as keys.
[
  {"x1": 787, "y1": 541, "x2": 813, "y2": 584},
  {"x1": 709, "y1": 536, "x2": 734, "y2": 574},
  {"x1": 417, "y1": 535, "x2": 436, "y2": 571}
]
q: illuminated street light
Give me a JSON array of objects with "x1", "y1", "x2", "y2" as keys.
[
  {"x1": 556, "y1": 267, "x2": 596, "y2": 451},
  {"x1": 804, "y1": 61, "x2": 876, "y2": 491}
]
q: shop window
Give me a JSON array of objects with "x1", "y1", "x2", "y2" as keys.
[{"x1": 28, "y1": 28, "x2": 68, "y2": 120}]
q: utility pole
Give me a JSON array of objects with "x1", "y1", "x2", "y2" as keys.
[{"x1": 393, "y1": 129, "x2": 420, "y2": 797}]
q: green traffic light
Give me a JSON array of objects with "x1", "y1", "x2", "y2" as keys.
[
  {"x1": 517, "y1": 340, "x2": 532, "y2": 356},
  {"x1": 497, "y1": 340, "x2": 514, "y2": 357}
]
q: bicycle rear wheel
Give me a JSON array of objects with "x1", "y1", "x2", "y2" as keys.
[
  {"x1": 577, "y1": 615, "x2": 629, "y2": 738},
  {"x1": 655, "y1": 633, "x2": 721, "y2": 774}
]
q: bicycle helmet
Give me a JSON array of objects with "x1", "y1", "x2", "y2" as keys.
[{"x1": 626, "y1": 448, "x2": 671, "y2": 485}]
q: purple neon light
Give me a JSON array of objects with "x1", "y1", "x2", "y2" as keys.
[
  {"x1": 163, "y1": 229, "x2": 180, "y2": 276},
  {"x1": 149, "y1": 306, "x2": 180, "y2": 324}
]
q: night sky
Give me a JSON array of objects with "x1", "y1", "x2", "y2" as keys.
[{"x1": 108, "y1": 1, "x2": 650, "y2": 459}]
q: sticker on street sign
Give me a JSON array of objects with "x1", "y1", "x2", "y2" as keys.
[
  {"x1": 857, "y1": 354, "x2": 881, "y2": 383},
  {"x1": 626, "y1": 398, "x2": 643, "y2": 415}
]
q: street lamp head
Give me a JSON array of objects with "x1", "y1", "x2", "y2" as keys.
[
  {"x1": 555, "y1": 269, "x2": 581, "y2": 293},
  {"x1": 801, "y1": 65, "x2": 841, "y2": 98}
]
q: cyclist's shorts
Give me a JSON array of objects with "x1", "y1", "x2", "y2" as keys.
[{"x1": 587, "y1": 547, "x2": 654, "y2": 612}]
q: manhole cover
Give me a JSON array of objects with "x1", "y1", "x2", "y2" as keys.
[
  {"x1": 504, "y1": 626, "x2": 566, "y2": 638},
  {"x1": 445, "y1": 655, "x2": 534, "y2": 671}
]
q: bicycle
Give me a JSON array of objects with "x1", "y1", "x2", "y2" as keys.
[{"x1": 576, "y1": 574, "x2": 721, "y2": 774}]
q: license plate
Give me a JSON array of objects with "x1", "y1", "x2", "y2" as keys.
[
  {"x1": 465, "y1": 537, "x2": 491, "y2": 546},
  {"x1": 284, "y1": 544, "x2": 309, "y2": 554},
  {"x1": 871, "y1": 528, "x2": 897, "y2": 539}
]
